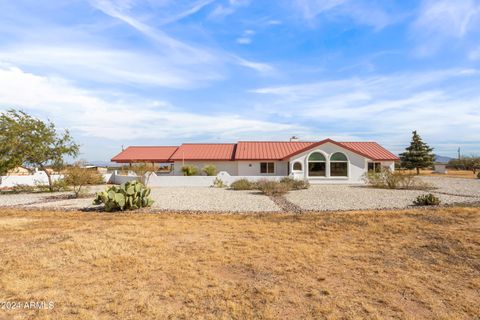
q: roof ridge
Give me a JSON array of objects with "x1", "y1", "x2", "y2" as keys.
[
  {"x1": 127, "y1": 146, "x2": 179, "y2": 148},
  {"x1": 180, "y1": 143, "x2": 236, "y2": 145}
]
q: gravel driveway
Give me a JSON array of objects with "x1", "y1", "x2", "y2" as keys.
[{"x1": 0, "y1": 177, "x2": 478, "y2": 212}]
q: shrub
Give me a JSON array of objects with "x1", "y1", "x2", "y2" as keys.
[
  {"x1": 413, "y1": 193, "x2": 441, "y2": 206},
  {"x1": 93, "y1": 180, "x2": 154, "y2": 212},
  {"x1": 211, "y1": 177, "x2": 226, "y2": 188},
  {"x1": 363, "y1": 168, "x2": 431, "y2": 190},
  {"x1": 477, "y1": 172, "x2": 480, "y2": 179},
  {"x1": 280, "y1": 177, "x2": 310, "y2": 190},
  {"x1": 35, "y1": 179, "x2": 70, "y2": 192},
  {"x1": 230, "y1": 179, "x2": 256, "y2": 190},
  {"x1": 182, "y1": 165, "x2": 198, "y2": 176},
  {"x1": 202, "y1": 164, "x2": 217, "y2": 176},
  {"x1": 257, "y1": 180, "x2": 290, "y2": 196},
  {"x1": 11, "y1": 184, "x2": 36, "y2": 193},
  {"x1": 64, "y1": 163, "x2": 105, "y2": 198}
]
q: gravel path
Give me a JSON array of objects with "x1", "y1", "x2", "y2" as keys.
[{"x1": 0, "y1": 177, "x2": 478, "y2": 212}]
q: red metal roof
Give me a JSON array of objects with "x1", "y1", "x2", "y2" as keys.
[
  {"x1": 235, "y1": 141, "x2": 315, "y2": 160},
  {"x1": 337, "y1": 142, "x2": 400, "y2": 161},
  {"x1": 170, "y1": 143, "x2": 236, "y2": 161},
  {"x1": 111, "y1": 139, "x2": 399, "y2": 163},
  {"x1": 111, "y1": 146, "x2": 178, "y2": 163},
  {"x1": 281, "y1": 139, "x2": 399, "y2": 161}
]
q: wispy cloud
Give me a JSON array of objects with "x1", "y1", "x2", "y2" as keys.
[
  {"x1": 0, "y1": 45, "x2": 222, "y2": 88},
  {"x1": 412, "y1": 0, "x2": 480, "y2": 55},
  {"x1": 234, "y1": 56, "x2": 275, "y2": 74},
  {"x1": 236, "y1": 29, "x2": 255, "y2": 45},
  {"x1": 89, "y1": 0, "x2": 271, "y2": 75},
  {"x1": 159, "y1": 0, "x2": 215, "y2": 25},
  {"x1": 252, "y1": 69, "x2": 480, "y2": 154},
  {"x1": 208, "y1": 0, "x2": 251, "y2": 19},
  {"x1": 0, "y1": 65, "x2": 294, "y2": 146},
  {"x1": 290, "y1": 0, "x2": 397, "y2": 30}
]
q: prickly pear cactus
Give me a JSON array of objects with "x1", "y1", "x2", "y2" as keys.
[{"x1": 93, "y1": 180, "x2": 154, "y2": 211}]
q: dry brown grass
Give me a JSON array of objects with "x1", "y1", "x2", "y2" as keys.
[
  {"x1": 0, "y1": 208, "x2": 479, "y2": 319},
  {"x1": 399, "y1": 169, "x2": 477, "y2": 179}
]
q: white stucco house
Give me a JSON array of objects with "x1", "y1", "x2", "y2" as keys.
[{"x1": 111, "y1": 139, "x2": 399, "y2": 184}]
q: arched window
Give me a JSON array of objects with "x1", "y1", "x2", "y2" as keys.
[
  {"x1": 330, "y1": 152, "x2": 348, "y2": 177},
  {"x1": 293, "y1": 162, "x2": 302, "y2": 171},
  {"x1": 308, "y1": 152, "x2": 326, "y2": 177}
]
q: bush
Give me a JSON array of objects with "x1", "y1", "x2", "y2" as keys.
[
  {"x1": 182, "y1": 165, "x2": 198, "y2": 176},
  {"x1": 35, "y1": 179, "x2": 70, "y2": 192},
  {"x1": 363, "y1": 168, "x2": 430, "y2": 190},
  {"x1": 230, "y1": 179, "x2": 256, "y2": 190},
  {"x1": 477, "y1": 172, "x2": 480, "y2": 179},
  {"x1": 257, "y1": 180, "x2": 290, "y2": 196},
  {"x1": 64, "y1": 163, "x2": 104, "y2": 198},
  {"x1": 93, "y1": 180, "x2": 154, "y2": 212},
  {"x1": 413, "y1": 194, "x2": 441, "y2": 206},
  {"x1": 202, "y1": 164, "x2": 217, "y2": 176},
  {"x1": 211, "y1": 177, "x2": 226, "y2": 188},
  {"x1": 11, "y1": 184, "x2": 36, "y2": 193},
  {"x1": 280, "y1": 177, "x2": 310, "y2": 190}
]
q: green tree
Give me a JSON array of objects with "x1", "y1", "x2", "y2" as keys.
[
  {"x1": 400, "y1": 130, "x2": 435, "y2": 175},
  {"x1": 0, "y1": 109, "x2": 80, "y2": 191}
]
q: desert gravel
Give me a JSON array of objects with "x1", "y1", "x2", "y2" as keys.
[
  {"x1": 0, "y1": 177, "x2": 478, "y2": 212},
  {"x1": 285, "y1": 184, "x2": 478, "y2": 212},
  {"x1": 419, "y1": 176, "x2": 480, "y2": 197},
  {"x1": 148, "y1": 187, "x2": 281, "y2": 212}
]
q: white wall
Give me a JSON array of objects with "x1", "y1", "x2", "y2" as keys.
[
  {"x1": 288, "y1": 142, "x2": 368, "y2": 183},
  {"x1": 237, "y1": 161, "x2": 288, "y2": 176},
  {"x1": 173, "y1": 161, "x2": 238, "y2": 176},
  {"x1": 0, "y1": 171, "x2": 62, "y2": 188},
  {"x1": 145, "y1": 171, "x2": 283, "y2": 187}
]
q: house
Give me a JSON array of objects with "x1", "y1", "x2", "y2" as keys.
[
  {"x1": 6, "y1": 166, "x2": 31, "y2": 176},
  {"x1": 111, "y1": 139, "x2": 399, "y2": 184}
]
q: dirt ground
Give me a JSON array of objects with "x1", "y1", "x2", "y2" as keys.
[
  {"x1": 400, "y1": 169, "x2": 478, "y2": 179},
  {"x1": 0, "y1": 207, "x2": 479, "y2": 319}
]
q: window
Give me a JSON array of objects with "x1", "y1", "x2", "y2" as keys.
[
  {"x1": 330, "y1": 152, "x2": 348, "y2": 177},
  {"x1": 308, "y1": 152, "x2": 326, "y2": 177},
  {"x1": 293, "y1": 162, "x2": 302, "y2": 171},
  {"x1": 368, "y1": 162, "x2": 381, "y2": 172},
  {"x1": 260, "y1": 162, "x2": 274, "y2": 174}
]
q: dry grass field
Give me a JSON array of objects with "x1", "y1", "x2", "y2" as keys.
[
  {"x1": 0, "y1": 208, "x2": 479, "y2": 319},
  {"x1": 400, "y1": 169, "x2": 478, "y2": 179}
]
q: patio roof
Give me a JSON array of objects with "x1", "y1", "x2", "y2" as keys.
[
  {"x1": 169, "y1": 143, "x2": 236, "y2": 161},
  {"x1": 111, "y1": 146, "x2": 178, "y2": 163}
]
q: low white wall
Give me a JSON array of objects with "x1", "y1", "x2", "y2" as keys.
[
  {"x1": 110, "y1": 171, "x2": 140, "y2": 185},
  {"x1": 0, "y1": 171, "x2": 114, "y2": 188},
  {"x1": 0, "y1": 171, "x2": 63, "y2": 188},
  {"x1": 144, "y1": 171, "x2": 284, "y2": 187}
]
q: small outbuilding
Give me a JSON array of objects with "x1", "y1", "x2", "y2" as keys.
[{"x1": 434, "y1": 163, "x2": 448, "y2": 174}]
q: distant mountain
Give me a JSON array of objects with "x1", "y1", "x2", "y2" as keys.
[
  {"x1": 87, "y1": 161, "x2": 122, "y2": 167},
  {"x1": 434, "y1": 155, "x2": 454, "y2": 163}
]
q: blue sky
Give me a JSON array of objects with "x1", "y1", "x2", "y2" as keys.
[{"x1": 0, "y1": 0, "x2": 479, "y2": 160}]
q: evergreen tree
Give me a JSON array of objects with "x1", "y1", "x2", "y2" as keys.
[{"x1": 400, "y1": 131, "x2": 435, "y2": 175}]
